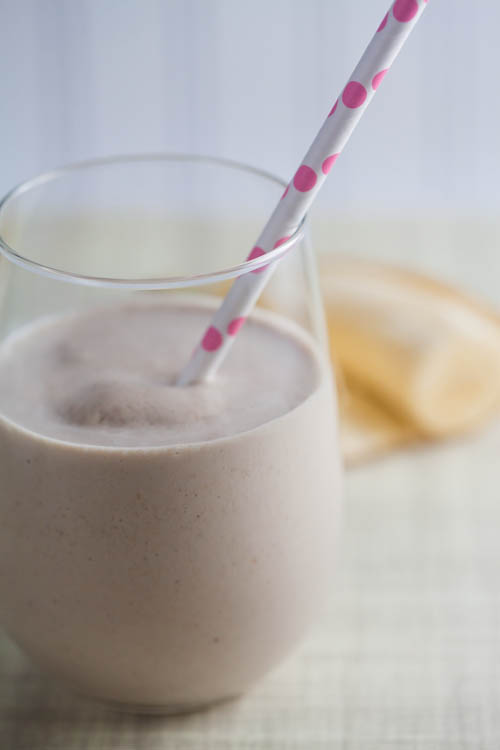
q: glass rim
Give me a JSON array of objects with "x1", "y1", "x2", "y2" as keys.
[{"x1": 0, "y1": 153, "x2": 306, "y2": 290}]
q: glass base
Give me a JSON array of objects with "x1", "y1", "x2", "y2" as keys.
[{"x1": 92, "y1": 692, "x2": 240, "y2": 716}]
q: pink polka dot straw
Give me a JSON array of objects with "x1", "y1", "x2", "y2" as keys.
[{"x1": 177, "y1": 0, "x2": 429, "y2": 386}]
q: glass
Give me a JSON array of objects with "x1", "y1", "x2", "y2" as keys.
[{"x1": 0, "y1": 155, "x2": 342, "y2": 713}]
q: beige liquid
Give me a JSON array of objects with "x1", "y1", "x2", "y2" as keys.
[{"x1": 0, "y1": 301, "x2": 341, "y2": 710}]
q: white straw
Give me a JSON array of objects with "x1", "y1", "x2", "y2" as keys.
[{"x1": 178, "y1": 0, "x2": 429, "y2": 386}]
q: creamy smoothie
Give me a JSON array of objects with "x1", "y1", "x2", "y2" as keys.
[{"x1": 0, "y1": 301, "x2": 340, "y2": 711}]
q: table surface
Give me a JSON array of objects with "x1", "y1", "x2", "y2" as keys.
[
  {"x1": 2, "y1": 224, "x2": 500, "y2": 749},
  {"x1": 1, "y1": 417, "x2": 500, "y2": 750}
]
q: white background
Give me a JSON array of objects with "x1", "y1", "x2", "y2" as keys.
[{"x1": 0, "y1": 0, "x2": 497, "y2": 223}]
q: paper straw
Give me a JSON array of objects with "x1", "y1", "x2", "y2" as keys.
[{"x1": 177, "y1": 0, "x2": 429, "y2": 386}]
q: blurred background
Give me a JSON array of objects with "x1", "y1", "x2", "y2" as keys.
[{"x1": 0, "y1": 0, "x2": 498, "y2": 302}]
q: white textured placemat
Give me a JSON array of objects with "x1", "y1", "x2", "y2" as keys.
[{"x1": 2, "y1": 418, "x2": 500, "y2": 749}]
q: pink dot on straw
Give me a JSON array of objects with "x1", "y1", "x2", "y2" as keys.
[
  {"x1": 322, "y1": 154, "x2": 339, "y2": 174},
  {"x1": 328, "y1": 99, "x2": 338, "y2": 117},
  {"x1": 246, "y1": 245, "x2": 267, "y2": 274},
  {"x1": 201, "y1": 326, "x2": 223, "y2": 352},
  {"x1": 377, "y1": 12, "x2": 388, "y2": 31},
  {"x1": 273, "y1": 236, "x2": 291, "y2": 249},
  {"x1": 393, "y1": 0, "x2": 418, "y2": 22},
  {"x1": 293, "y1": 165, "x2": 317, "y2": 192},
  {"x1": 281, "y1": 184, "x2": 289, "y2": 200},
  {"x1": 372, "y1": 69, "x2": 388, "y2": 90},
  {"x1": 227, "y1": 317, "x2": 246, "y2": 336},
  {"x1": 342, "y1": 81, "x2": 367, "y2": 109}
]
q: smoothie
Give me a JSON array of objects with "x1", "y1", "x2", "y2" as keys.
[{"x1": 0, "y1": 300, "x2": 340, "y2": 710}]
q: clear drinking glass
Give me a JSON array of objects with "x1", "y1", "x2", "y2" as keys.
[{"x1": 0, "y1": 155, "x2": 342, "y2": 713}]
